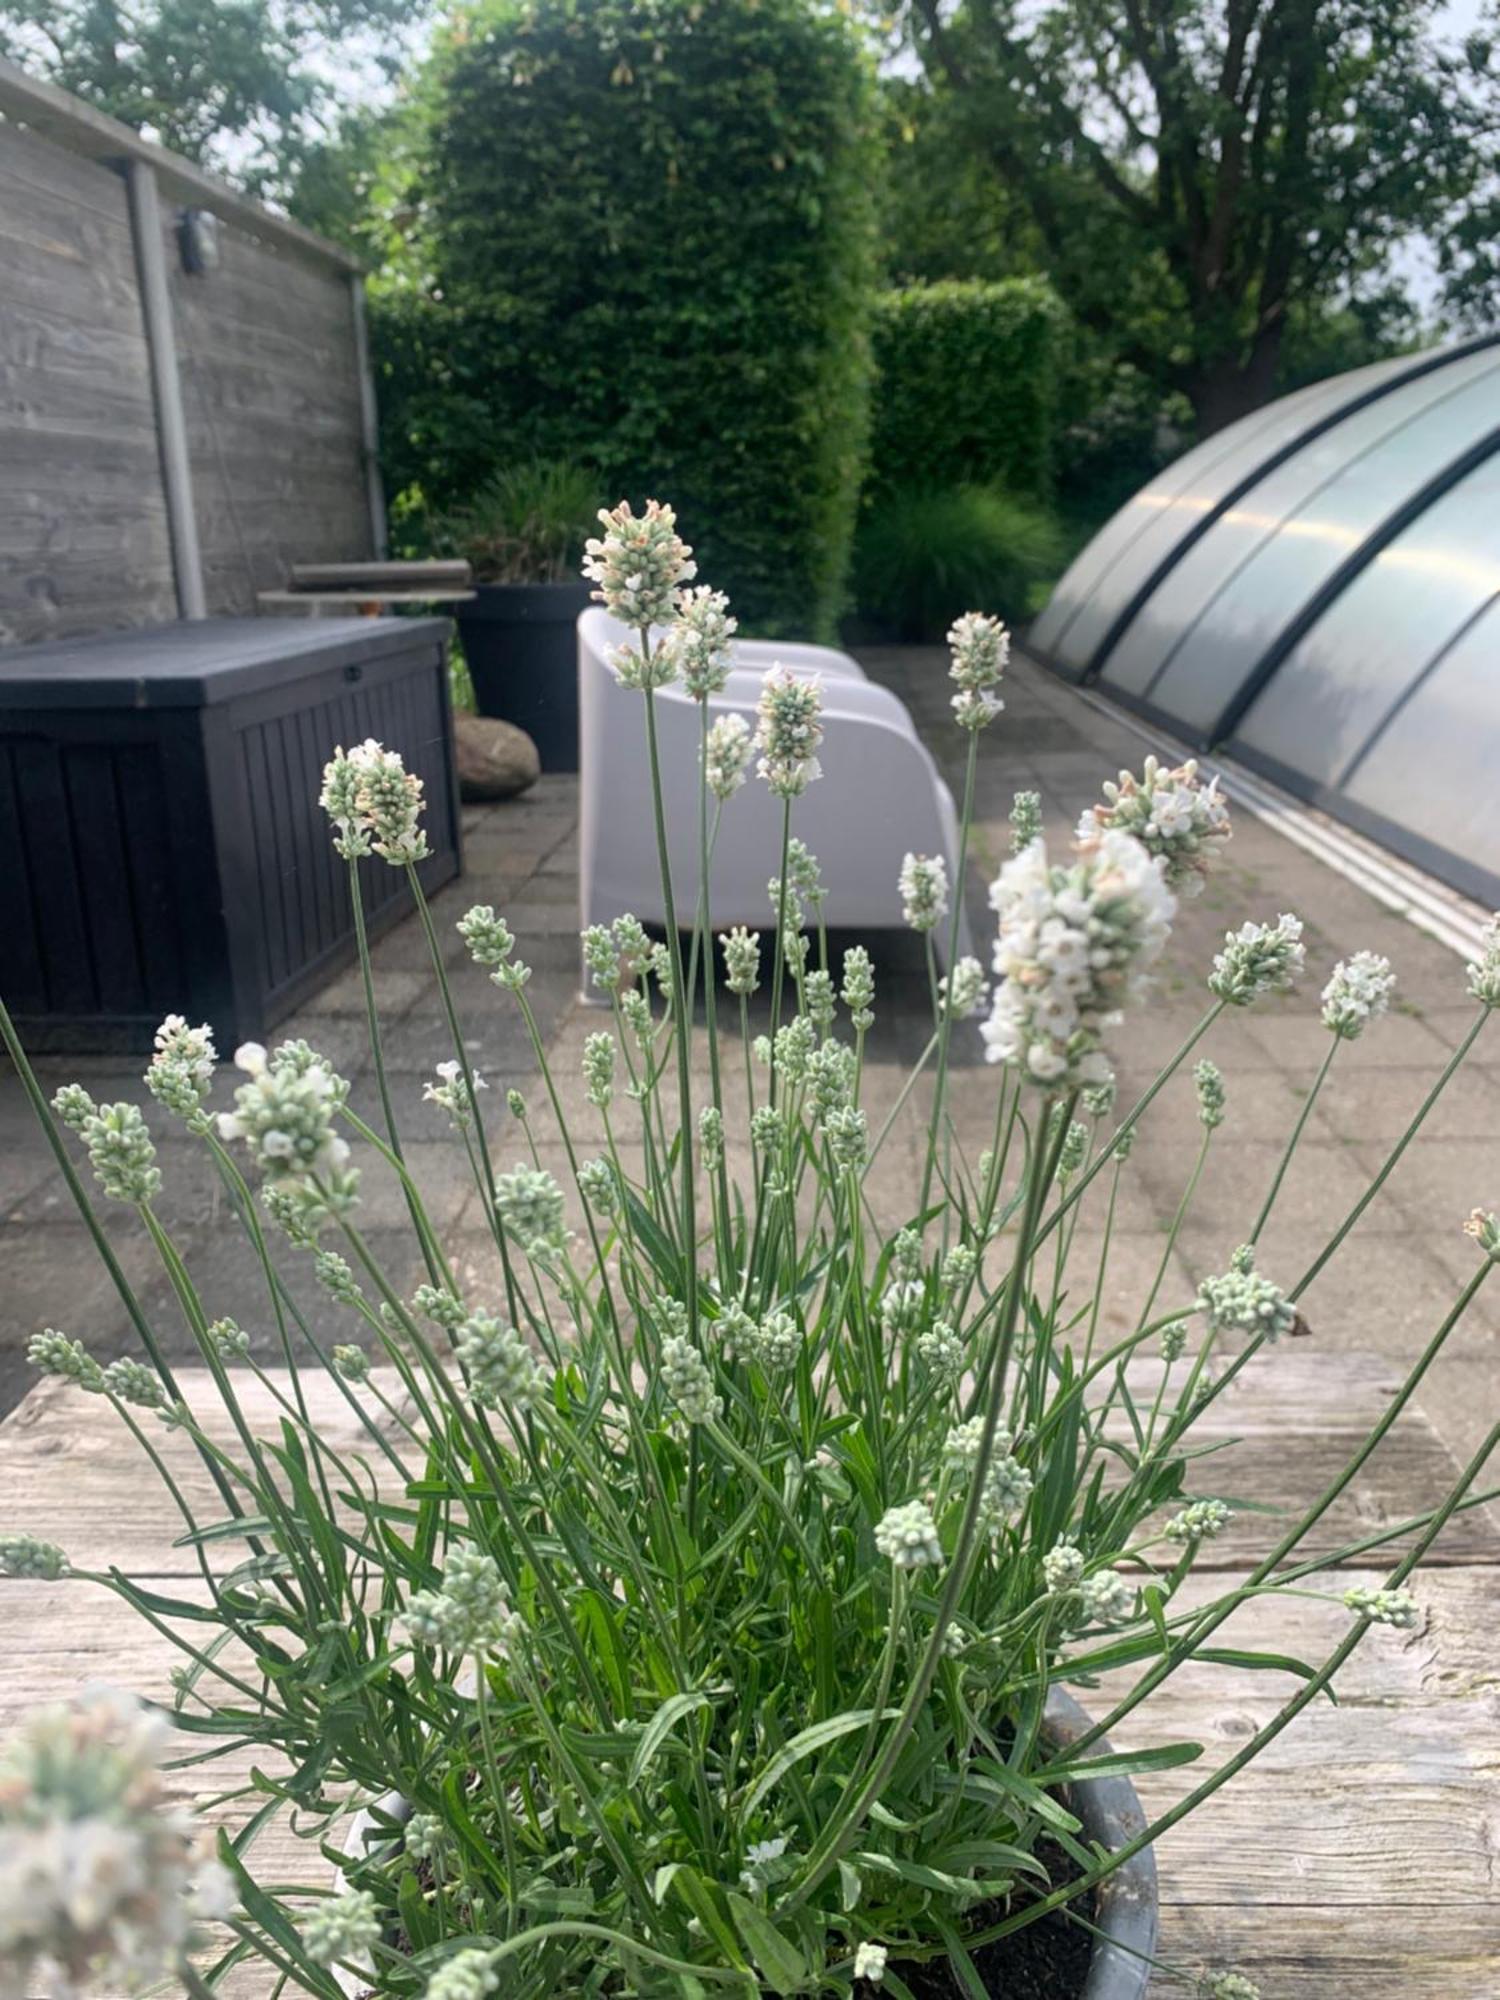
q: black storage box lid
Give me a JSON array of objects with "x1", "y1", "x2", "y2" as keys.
[{"x1": 0, "y1": 618, "x2": 451, "y2": 710}]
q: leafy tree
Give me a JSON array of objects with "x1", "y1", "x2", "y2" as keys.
[
  {"x1": 0, "y1": 0, "x2": 428, "y2": 197},
  {"x1": 893, "y1": 0, "x2": 1500, "y2": 431}
]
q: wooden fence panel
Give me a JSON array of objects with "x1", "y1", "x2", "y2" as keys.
[
  {"x1": 165, "y1": 213, "x2": 373, "y2": 614},
  {"x1": 0, "y1": 116, "x2": 176, "y2": 643},
  {"x1": 0, "y1": 100, "x2": 374, "y2": 643}
]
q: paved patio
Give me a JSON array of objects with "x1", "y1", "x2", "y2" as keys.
[
  {"x1": 2, "y1": 644, "x2": 1498, "y2": 1996},
  {"x1": 5, "y1": 646, "x2": 1497, "y2": 1459}
]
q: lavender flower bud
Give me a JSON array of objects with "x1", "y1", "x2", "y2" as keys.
[
  {"x1": 1197, "y1": 1245, "x2": 1294, "y2": 1341},
  {"x1": 722, "y1": 926, "x2": 761, "y2": 996},
  {"x1": 705, "y1": 712, "x2": 752, "y2": 799},
  {"x1": 899, "y1": 852, "x2": 949, "y2": 934},
  {"x1": 583, "y1": 498, "x2": 695, "y2": 629},
  {"x1": 874, "y1": 1500, "x2": 943, "y2": 1569},
  {"x1": 754, "y1": 667, "x2": 824, "y2": 797},
  {"x1": 1008, "y1": 790, "x2": 1042, "y2": 852},
  {"x1": 1320, "y1": 951, "x2": 1396, "y2": 1039},
  {"x1": 1194, "y1": 1059, "x2": 1226, "y2": 1128},
  {"x1": 1465, "y1": 914, "x2": 1500, "y2": 1007},
  {"x1": 1343, "y1": 1583, "x2": 1419, "y2": 1628},
  {"x1": 1208, "y1": 913, "x2": 1305, "y2": 1005},
  {"x1": 841, "y1": 946, "x2": 875, "y2": 1030},
  {"x1": 660, "y1": 1334, "x2": 721, "y2": 1425}
]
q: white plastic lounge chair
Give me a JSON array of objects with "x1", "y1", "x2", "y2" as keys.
[
  {"x1": 727, "y1": 637, "x2": 868, "y2": 683},
  {"x1": 577, "y1": 609, "x2": 972, "y2": 993}
]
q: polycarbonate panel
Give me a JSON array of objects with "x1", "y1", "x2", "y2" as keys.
[
  {"x1": 1029, "y1": 385, "x2": 1320, "y2": 663},
  {"x1": 1341, "y1": 594, "x2": 1500, "y2": 886},
  {"x1": 1037, "y1": 352, "x2": 1419, "y2": 674},
  {"x1": 1102, "y1": 345, "x2": 1500, "y2": 725},
  {"x1": 1233, "y1": 451, "x2": 1500, "y2": 786}
]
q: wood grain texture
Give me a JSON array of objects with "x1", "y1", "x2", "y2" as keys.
[
  {"x1": 3, "y1": 1365, "x2": 1497, "y2": 1997},
  {"x1": 165, "y1": 214, "x2": 372, "y2": 615},
  {"x1": 0, "y1": 117, "x2": 177, "y2": 643},
  {"x1": 0, "y1": 110, "x2": 373, "y2": 643},
  {"x1": 1109, "y1": 1347, "x2": 1500, "y2": 1565}
]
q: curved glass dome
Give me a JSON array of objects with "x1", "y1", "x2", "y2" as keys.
[{"x1": 1031, "y1": 338, "x2": 1500, "y2": 907}]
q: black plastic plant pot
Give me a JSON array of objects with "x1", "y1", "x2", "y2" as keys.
[
  {"x1": 455, "y1": 579, "x2": 593, "y2": 772},
  {"x1": 1046, "y1": 1686, "x2": 1159, "y2": 1999}
]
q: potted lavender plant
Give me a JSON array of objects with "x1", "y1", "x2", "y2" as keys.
[{"x1": 2, "y1": 498, "x2": 1497, "y2": 2000}]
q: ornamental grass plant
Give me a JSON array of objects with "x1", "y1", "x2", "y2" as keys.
[{"x1": 4, "y1": 499, "x2": 1500, "y2": 2000}]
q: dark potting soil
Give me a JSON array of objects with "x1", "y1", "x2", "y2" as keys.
[{"x1": 858, "y1": 1846, "x2": 1096, "y2": 2000}]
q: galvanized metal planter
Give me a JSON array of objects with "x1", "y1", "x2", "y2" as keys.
[{"x1": 330, "y1": 1688, "x2": 1157, "y2": 2000}]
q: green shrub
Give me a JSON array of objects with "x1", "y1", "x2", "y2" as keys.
[
  {"x1": 374, "y1": 0, "x2": 880, "y2": 638},
  {"x1": 869, "y1": 279, "x2": 1062, "y2": 501},
  {"x1": 852, "y1": 483, "x2": 1066, "y2": 640},
  {"x1": 435, "y1": 459, "x2": 602, "y2": 585},
  {"x1": 1055, "y1": 347, "x2": 1192, "y2": 529}
]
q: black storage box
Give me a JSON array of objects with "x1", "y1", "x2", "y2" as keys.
[{"x1": 0, "y1": 618, "x2": 461, "y2": 1052}]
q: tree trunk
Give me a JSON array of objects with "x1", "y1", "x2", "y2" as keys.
[{"x1": 1185, "y1": 318, "x2": 1288, "y2": 436}]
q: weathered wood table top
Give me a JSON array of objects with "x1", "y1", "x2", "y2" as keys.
[{"x1": 2, "y1": 1353, "x2": 1496, "y2": 1998}]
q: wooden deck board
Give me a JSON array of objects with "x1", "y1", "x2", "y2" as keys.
[{"x1": 3, "y1": 1362, "x2": 1498, "y2": 1996}]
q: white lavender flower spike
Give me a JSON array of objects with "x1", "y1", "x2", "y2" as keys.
[
  {"x1": 875, "y1": 1499, "x2": 944, "y2": 1569},
  {"x1": 0, "y1": 1689, "x2": 231, "y2": 1993},
  {"x1": 425, "y1": 1059, "x2": 487, "y2": 1128},
  {"x1": 754, "y1": 665, "x2": 824, "y2": 797},
  {"x1": 456, "y1": 1311, "x2": 544, "y2": 1409},
  {"x1": 583, "y1": 497, "x2": 695, "y2": 629},
  {"x1": 854, "y1": 1940, "x2": 889, "y2": 1984},
  {"x1": 302, "y1": 1887, "x2": 381, "y2": 1969},
  {"x1": 705, "y1": 711, "x2": 752, "y2": 799},
  {"x1": 1463, "y1": 1208, "x2": 1500, "y2": 1260},
  {"x1": 1208, "y1": 912, "x2": 1305, "y2": 1004},
  {"x1": 898, "y1": 852, "x2": 949, "y2": 933},
  {"x1": 947, "y1": 611, "x2": 1008, "y2": 731},
  {"x1": 217, "y1": 1041, "x2": 352, "y2": 1186},
  {"x1": 424, "y1": 1945, "x2": 503, "y2": 1999},
  {"x1": 661, "y1": 1333, "x2": 722, "y2": 1425},
  {"x1": 320, "y1": 739, "x2": 429, "y2": 865},
  {"x1": 1077, "y1": 754, "x2": 1230, "y2": 894},
  {"x1": 660, "y1": 585, "x2": 736, "y2": 698},
  {"x1": 1320, "y1": 951, "x2": 1396, "y2": 1039},
  {"x1": 1009, "y1": 789, "x2": 1042, "y2": 852},
  {"x1": 144, "y1": 1014, "x2": 217, "y2": 1127},
  {"x1": 1197, "y1": 1244, "x2": 1295, "y2": 1341},
  {"x1": 401, "y1": 1548, "x2": 524, "y2": 1659},
  {"x1": 1200, "y1": 1974, "x2": 1262, "y2": 2000},
  {"x1": 1343, "y1": 1583, "x2": 1419, "y2": 1628},
  {"x1": 1165, "y1": 1498, "x2": 1233, "y2": 1543},
  {"x1": 981, "y1": 830, "x2": 1175, "y2": 1087},
  {"x1": 0, "y1": 1532, "x2": 70, "y2": 1579}
]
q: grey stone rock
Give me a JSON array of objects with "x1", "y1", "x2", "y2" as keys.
[{"x1": 454, "y1": 712, "x2": 540, "y2": 800}]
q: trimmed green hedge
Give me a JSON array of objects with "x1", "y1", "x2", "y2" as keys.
[
  {"x1": 375, "y1": 0, "x2": 880, "y2": 638},
  {"x1": 868, "y1": 280, "x2": 1063, "y2": 500}
]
